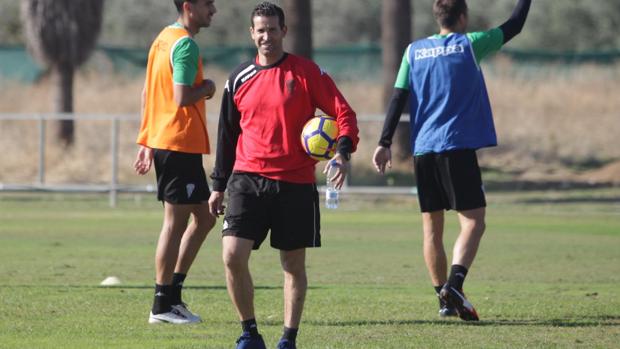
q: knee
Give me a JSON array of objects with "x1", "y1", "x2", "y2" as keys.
[
  {"x1": 161, "y1": 218, "x2": 188, "y2": 239},
  {"x1": 424, "y1": 230, "x2": 444, "y2": 245},
  {"x1": 159, "y1": 220, "x2": 176, "y2": 236},
  {"x1": 188, "y1": 213, "x2": 216, "y2": 239},
  {"x1": 196, "y1": 215, "x2": 216, "y2": 236},
  {"x1": 466, "y1": 219, "x2": 486, "y2": 236},
  {"x1": 201, "y1": 214, "x2": 216, "y2": 231},
  {"x1": 222, "y1": 250, "x2": 248, "y2": 273},
  {"x1": 281, "y1": 258, "x2": 306, "y2": 278},
  {"x1": 283, "y1": 264, "x2": 307, "y2": 288}
]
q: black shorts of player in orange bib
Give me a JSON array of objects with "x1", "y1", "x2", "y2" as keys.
[
  {"x1": 223, "y1": 172, "x2": 321, "y2": 251},
  {"x1": 153, "y1": 149, "x2": 211, "y2": 204},
  {"x1": 413, "y1": 149, "x2": 486, "y2": 213}
]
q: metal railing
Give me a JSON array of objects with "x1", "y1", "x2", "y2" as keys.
[
  {"x1": 0, "y1": 113, "x2": 414, "y2": 207},
  {"x1": 1, "y1": 113, "x2": 139, "y2": 207}
]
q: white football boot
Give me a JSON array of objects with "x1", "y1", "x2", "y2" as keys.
[
  {"x1": 148, "y1": 307, "x2": 192, "y2": 324},
  {"x1": 171, "y1": 303, "x2": 202, "y2": 323}
]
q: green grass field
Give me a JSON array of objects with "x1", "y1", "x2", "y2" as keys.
[{"x1": 1, "y1": 189, "x2": 619, "y2": 349}]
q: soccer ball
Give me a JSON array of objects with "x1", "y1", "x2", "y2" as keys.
[{"x1": 301, "y1": 115, "x2": 339, "y2": 161}]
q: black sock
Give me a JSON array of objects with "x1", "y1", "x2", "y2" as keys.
[
  {"x1": 282, "y1": 327, "x2": 298, "y2": 343},
  {"x1": 241, "y1": 318, "x2": 259, "y2": 337},
  {"x1": 170, "y1": 273, "x2": 187, "y2": 305},
  {"x1": 434, "y1": 285, "x2": 445, "y2": 307},
  {"x1": 447, "y1": 264, "x2": 468, "y2": 291},
  {"x1": 152, "y1": 284, "x2": 172, "y2": 314}
]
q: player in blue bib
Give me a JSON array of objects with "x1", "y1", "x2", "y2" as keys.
[{"x1": 373, "y1": 0, "x2": 531, "y2": 321}]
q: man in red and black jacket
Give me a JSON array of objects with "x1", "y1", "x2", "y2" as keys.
[{"x1": 208, "y1": 2, "x2": 358, "y2": 349}]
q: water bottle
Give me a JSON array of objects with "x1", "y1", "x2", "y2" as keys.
[{"x1": 325, "y1": 161, "x2": 339, "y2": 209}]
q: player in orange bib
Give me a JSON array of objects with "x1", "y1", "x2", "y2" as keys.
[{"x1": 134, "y1": 0, "x2": 217, "y2": 325}]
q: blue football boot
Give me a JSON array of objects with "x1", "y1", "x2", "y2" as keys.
[
  {"x1": 276, "y1": 339, "x2": 296, "y2": 349},
  {"x1": 235, "y1": 333, "x2": 267, "y2": 349}
]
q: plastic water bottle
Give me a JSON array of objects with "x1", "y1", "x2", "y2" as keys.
[{"x1": 325, "y1": 161, "x2": 339, "y2": 209}]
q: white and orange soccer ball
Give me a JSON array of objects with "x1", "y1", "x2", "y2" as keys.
[{"x1": 301, "y1": 115, "x2": 339, "y2": 161}]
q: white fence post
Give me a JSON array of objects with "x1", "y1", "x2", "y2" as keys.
[
  {"x1": 38, "y1": 116, "x2": 46, "y2": 186},
  {"x1": 110, "y1": 118, "x2": 120, "y2": 208}
]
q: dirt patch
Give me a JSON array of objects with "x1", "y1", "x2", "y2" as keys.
[{"x1": 578, "y1": 160, "x2": 620, "y2": 185}]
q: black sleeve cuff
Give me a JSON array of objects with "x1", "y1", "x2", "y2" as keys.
[
  {"x1": 211, "y1": 177, "x2": 228, "y2": 192},
  {"x1": 336, "y1": 136, "x2": 353, "y2": 160},
  {"x1": 378, "y1": 140, "x2": 392, "y2": 148}
]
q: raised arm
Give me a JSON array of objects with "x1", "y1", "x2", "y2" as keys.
[{"x1": 499, "y1": 0, "x2": 532, "y2": 44}]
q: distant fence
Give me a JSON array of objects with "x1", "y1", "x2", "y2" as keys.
[
  {"x1": 0, "y1": 113, "x2": 417, "y2": 207},
  {"x1": 0, "y1": 113, "x2": 138, "y2": 207},
  {"x1": 2, "y1": 44, "x2": 620, "y2": 83}
]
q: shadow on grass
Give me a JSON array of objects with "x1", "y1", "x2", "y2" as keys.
[
  {"x1": 306, "y1": 317, "x2": 620, "y2": 328},
  {"x1": 4, "y1": 284, "x2": 331, "y2": 291},
  {"x1": 484, "y1": 180, "x2": 613, "y2": 192},
  {"x1": 515, "y1": 197, "x2": 620, "y2": 205}
]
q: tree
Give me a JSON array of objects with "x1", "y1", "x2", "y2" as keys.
[
  {"x1": 0, "y1": 2, "x2": 22, "y2": 44},
  {"x1": 283, "y1": 0, "x2": 313, "y2": 59},
  {"x1": 381, "y1": 0, "x2": 411, "y2": 160},
  {"x1": 20, "y1": 0, "x2": 105, "y2": 146}
]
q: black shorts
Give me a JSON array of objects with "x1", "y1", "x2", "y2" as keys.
[
  {"x1": 222, "y1": 173, "x2": 321, "y2": 251},
  {"x1": 153, "y1": 149, "x2": 210, "y2": 204},
  {"x1": 413, "y1": 149, "x2": 486, "y2": 213}
]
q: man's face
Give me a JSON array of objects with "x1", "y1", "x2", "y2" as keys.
[
  {"x1": 188, "y1": 0, "x2": 217, "y2": 28},
  {"x1": 250, "y1": 16, "x2": 287, "y2": 58}
]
